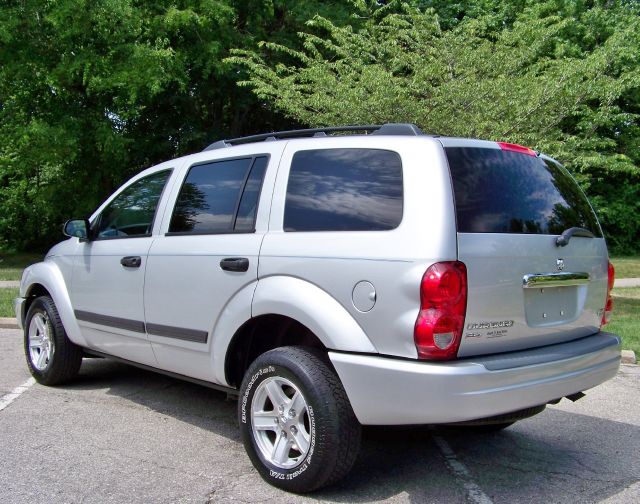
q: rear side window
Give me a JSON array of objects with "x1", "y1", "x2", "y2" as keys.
[
  {"x1": 284, "y1": 148, "x2": 403, "y2": 232},
  {"x1": 169, "y1": 156, "x2": 268, "y2": 234},
  {"x1": 445, "y1": 147, "x2": 602, "y2": 236},
  {"x1": 235, "y1": 156, "x2": 268, "y2": 232}
]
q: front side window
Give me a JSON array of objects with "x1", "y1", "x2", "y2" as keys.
[
  {"x1": 284, "y1": 148, "x2": 403, "y2": 232},
  {"x1": 169, "y1": 156, "x2": 268, "y2": 234},
  {"x1": 95, "y1": 170, "x2": 171, "y2": 239}
]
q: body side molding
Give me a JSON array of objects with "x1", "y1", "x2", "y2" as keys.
[
  {"x1": 75, "y1": 310, "x2": 146, "y2": 333},
  {"x1": 74, "y1": 310, "x2": 209, "y2": 343},
  {"x1": 146, "y1": 323, "x2": 208, "y2": 343}
]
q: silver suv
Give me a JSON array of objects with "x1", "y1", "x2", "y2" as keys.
[{"x1": 16, "y1": 123, "x2": 620, "y2": 492}]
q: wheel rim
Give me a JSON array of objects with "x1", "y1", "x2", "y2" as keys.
[
  {"x1": 251, "y1": 376, "x2": 311, "y2": 469},
  {"x1": 28, "y1": 312, "x2": 54, "y2": 371}
]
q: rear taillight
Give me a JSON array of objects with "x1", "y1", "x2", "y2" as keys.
[
  {"x1": 497, "y1": 141, "x2": 536, "y2": 157},
  {"x1": 414, "y1": 261, "x2": 467, "y2": 360},
  {"x1": 601, "y1": 260, "x2": 615, "y2": 326}
]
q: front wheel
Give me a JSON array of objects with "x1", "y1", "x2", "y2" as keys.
[
  {"x1": 24, "y1": 295, "x2": 83, "y2": 385},
  {"x1": 238, "y1": 346, "x2": 361, "y2": 493}
]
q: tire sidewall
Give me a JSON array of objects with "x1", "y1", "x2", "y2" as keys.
[{"x1": 238, "y1": 354, "x2": 332, "y2": 491}]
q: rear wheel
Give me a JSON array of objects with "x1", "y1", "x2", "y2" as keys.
[
  {"x1": 24, "y1": 295, "x2": 83, "y2": 385},
  {"x1": 238, "y1": 346, "x2": 361, "y2": 493}
]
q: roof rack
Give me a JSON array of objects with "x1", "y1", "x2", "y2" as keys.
[{"x1": 203, "y1": 123, "x2": 424, "y2": 151}]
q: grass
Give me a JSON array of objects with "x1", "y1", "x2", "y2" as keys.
[
  {"x1": 610, "y1": 256, "x2": 640, "y2": 279},
  {"x1": 0, "y1": 252, "x2": 42, "y2": 281},
  {"x1": 0, "y1": 287, "x2": 19, "y2": 318},
  {"x1": 608, "y1": 287, "x2": 640, "y2": 358}
]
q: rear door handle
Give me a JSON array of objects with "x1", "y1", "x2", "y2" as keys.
[
  {"x1": 120, "y1": 256, "x2": 142, "y2": 268},
  {"x1": 220, "y1": 257, "x2": 249, "y2": 272}
]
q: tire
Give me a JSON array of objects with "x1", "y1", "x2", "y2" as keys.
[
  {"x1": 24, "y1": 295, "x2": 83, "y2": 385},
  {"x1": 238, "y1": 346, "x2": 361, "y2": 493}
]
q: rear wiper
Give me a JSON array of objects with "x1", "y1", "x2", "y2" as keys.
[{"x1": 556, "y1": 227, "x2": 595, "y2": 247}]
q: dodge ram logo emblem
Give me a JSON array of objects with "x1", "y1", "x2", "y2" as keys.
[{"x1": 557, "y1": 258, "x2": 565, "y2": 271}]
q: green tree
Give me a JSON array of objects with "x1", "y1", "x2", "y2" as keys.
[
  {"x1": 229, "y1": 0, "x2": 640, "y2": 253},
  {"x1": 2, "y1": 0, "x2": 638, "y2": 253},
  {"x1": 0, "y1": 0, "x2": 356, "y2": 251}
]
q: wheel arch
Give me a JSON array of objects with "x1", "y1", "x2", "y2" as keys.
[
  {"x1": 22, "y1": 283, "x2": 50, "y2": 323},
  {"x1": 224, "y1": 314, "x2": 326, "y2": 388},
  {"x1": 214, "y1": 275, "x2": 377, "y2": 387},
  {"x1": 20, "y1": 262, "x2": 87, "y2": 346}
]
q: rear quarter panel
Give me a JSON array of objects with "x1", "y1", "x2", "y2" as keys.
[{"x1": 259, "y1": 136, "x2": 457, "y2": 358}]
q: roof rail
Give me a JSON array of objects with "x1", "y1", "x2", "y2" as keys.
[{"x1": 203, "y1": 123, "x2": 424, "y2": 151}]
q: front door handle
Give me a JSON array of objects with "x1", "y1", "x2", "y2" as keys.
[
  {"x1": 120, "y1": 256, "x2": 142, "y2": 268},
  {"x1": 220, "y1": 257, "x2": 249, "y2": 272}
]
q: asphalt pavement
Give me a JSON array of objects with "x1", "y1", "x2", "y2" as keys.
[{"x1": 1, "y1": 327, "x2": 639, "y2": 504}]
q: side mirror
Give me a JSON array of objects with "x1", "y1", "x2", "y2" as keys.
[{"x1": 63, "y1": 219, "x2": 91, "y2": 241}]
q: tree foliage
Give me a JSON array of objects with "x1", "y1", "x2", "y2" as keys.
[
  {"x1": 0, "y1": 0, "x2": 355, "y2": 250},
  {"x1": 230, "y1": 0, "x2": 640, "y2": 253},
  {"x1": 1, "y1": 0, "x2": 638, "y2": 253}
]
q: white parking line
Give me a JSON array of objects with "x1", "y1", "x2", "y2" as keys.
[
  {"x1": 0, "y1": 377, "x2": 36, "y2": 412},
  {"x1": 433, "y1": 434, "x2": 494, "y2": 504}
]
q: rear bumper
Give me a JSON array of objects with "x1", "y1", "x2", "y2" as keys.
[{"x1": 329, "y1": 332, "x2": 621, "y2": 425}]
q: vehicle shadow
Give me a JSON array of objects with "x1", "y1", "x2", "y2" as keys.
[
  {"x1": 326, "y1": 415, "x2": 640, "y2": 504},
  {"x1": 68, "y1": 358, "x2": 239, "y2": 441},
  {"x1": 66, "y1": 359, "x2": 639, "y2": 504}
]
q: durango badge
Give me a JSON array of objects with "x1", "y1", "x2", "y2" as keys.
[{"x1": 467, "y1": 320, "x2": 515, "y2": 330}]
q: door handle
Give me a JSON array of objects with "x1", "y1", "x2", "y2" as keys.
[
  {"x1": 120, "y1": 256, "x2": 142, "y2": 268},
  {"x1": 220, "y1": 257, "x2": 249, "y2": 272}
]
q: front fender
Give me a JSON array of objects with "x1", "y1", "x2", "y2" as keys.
[
  {"x1": 20, "y1": 262, "x2": 87, "y2": 347},
  {"x1": 251, "y1": 275, "x2": 377, "y2": 353}
]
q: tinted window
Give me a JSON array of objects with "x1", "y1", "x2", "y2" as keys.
[
  {"x1": 169, "y1": 156, "x2": 267, "y2": 234},
  {"x1": 284, "y1": 149, "x2": 403, "y2": 232},
  {"x1": 235, "y1": 157, "x2": 268, "y2": 232},
  {"x1": 96, "y1": 170, "x2": 171, "y2": 239},
  {"x1": 446, "y1": 147, "x2": 602, "y2": 236}
]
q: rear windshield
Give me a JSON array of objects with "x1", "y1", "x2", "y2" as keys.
[{"x1": 445, "y1": 147, "x2": 602, "y2": 236}]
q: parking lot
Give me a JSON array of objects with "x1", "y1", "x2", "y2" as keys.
[{"x1": 1, "y1": 326, "x2": 638, "y2": 504}]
